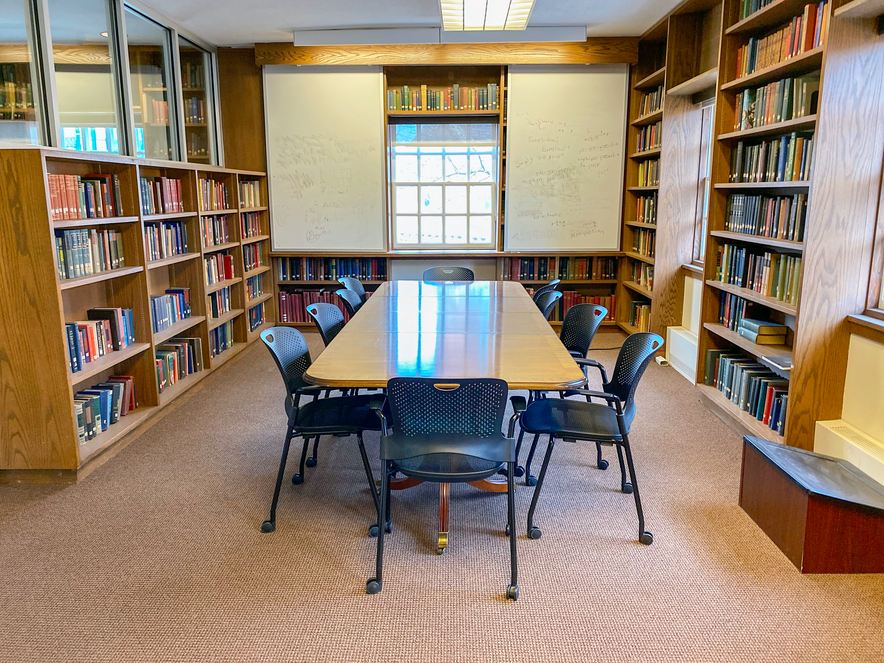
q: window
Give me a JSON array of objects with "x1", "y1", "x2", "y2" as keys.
[
  {"x1": 693, "y1": 101, "x2": 715, "y2": 263},
  {"x1": 178, "y1": 36, "x2": 218, "y2": 165},
  {"x1": 47, "y1": 0, "x2": 123, "y2": 154},
  {"x1": 125, "y1": 7, "x2": 177, "y2": 160},
  {"x1": 390, "y1": 122, "x2": 498, "y2": 249},
  {"x1": 0, "y1": 0, "x2": 44, "y2": 145}
]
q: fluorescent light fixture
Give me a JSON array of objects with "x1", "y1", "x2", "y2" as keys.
[
  {"x1": 440, "y1": 0, "x2": 537, "y2": 31},
  {"x1": 440, "y1": 26, "x2": 586, "y2": 43}
]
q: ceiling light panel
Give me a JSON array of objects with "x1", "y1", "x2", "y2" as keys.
[{"x1": 439, "y1": 0, "x2": 537, "y2": 31}]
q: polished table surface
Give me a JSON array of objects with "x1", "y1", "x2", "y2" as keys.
[{"x1": 305, "y1": 280, "x2": 586, "y2": 390}]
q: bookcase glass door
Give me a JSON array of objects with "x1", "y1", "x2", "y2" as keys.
[
  {"x1": 178, "y1": 36, "x2": 217, "y2": 166},
  {"x1": 0, "y1": 0, "x2": 43, "y2": 145}
]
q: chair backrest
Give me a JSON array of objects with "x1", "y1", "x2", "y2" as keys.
[
  {"x1": 560, "y1": 304, "x2": 608, "y2": 358},
  {"x1": 534, "y1": 290, "x2": 563, "y2": 320},
  {"x1": 336, "y1": 288, "x2": 363, "y2": 317},
  {"x1": 386, "y1": 378, "x2": 508, "y2": 438},
  {"x1": 338, "y1": 277, "x2": 367, "y2": 302},
  {"x1": 260, "y1": 327, "x2": 312, "y2": 396},
  {"x1": 532, "y1": 279, "x2": 561, "y2": 301},
  {"x1": 306, "y1": 302, "x2": 345, "y2": 346},
  {"x1": 422, "y1": 266, "x2": 475, "y2": 282},
  {"x1": 604, "y1": 332, "x2": 664, "y2": 425}
]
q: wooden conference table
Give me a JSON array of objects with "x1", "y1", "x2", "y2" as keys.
[{"x1": 305, "y1": 280, "x2": 586, "y2": 552}]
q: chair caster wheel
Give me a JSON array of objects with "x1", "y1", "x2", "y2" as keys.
[
  {"x1": 528, "y1": 526, "x2": 542, "y2": 540},
  {"x1": 622, "y1": 482, "x2": 633, "y2": 494},
  {"x1": 260, "y1": 520, "x2": 275, "y2": 533},
  {"x1": 598, "y1": 459, "x2": 609, "y2": 470},
  {"x1": 385, "y1": 522, "x2": 393, "y2": 534},
  {"x1": 369, "y1": 525, "x2": 379, "y2": 538},
  {"x1": 305, "y1": 458, "x2": 317, "y2": 468},
  {"x1": 366, "y1": 578, "x2": 382, "y2": 594},
  {"x1": 506, "y1": 585, "x2": 519, "y2": 601},
  {"x1": 526, "y1": 475, "x2": 538, "y2": 487},
  {"x1": 291, "y1": 474, "x2": 303, "y2": 485},
  {"x1": 436, "y1": 547, "x2": 447, "y2": 555},
  {"x1": 639, "y1": 531, "x2": 654, "y2": 546},
  {"x1": 505, "y1": 524, "x2": 511, "y2": 536},
  {"x1": 513, "y1": 466, "x2": 525, "y2": 478}
]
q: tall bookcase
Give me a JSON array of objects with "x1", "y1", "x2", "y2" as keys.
[{"x1": 0, "y1": 147, "x2": 273, "y2": 481}]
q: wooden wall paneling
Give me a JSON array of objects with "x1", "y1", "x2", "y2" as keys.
[
  {"x1": 866, "y1": 169, "x2": 884, "y2": 311},
  {"x1": 699, "y1": 3, "x2": 724, "y2": 73},
  {"x1": 0, "y1": 150, "x2": 79, "y2": 470},
  {"x1": 217, "y1": 48, "x2": 267, "y2": 172},
  {"x1": 667, "y1": 14, "x2": 704, "y2": 90},
  {"x1": 785, "y1": 14, "x2": 884, "y2": 449}
]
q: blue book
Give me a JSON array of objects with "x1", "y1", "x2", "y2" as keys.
[{"x1": 78, "y1": 389, "x2": 112, "y2": 430}]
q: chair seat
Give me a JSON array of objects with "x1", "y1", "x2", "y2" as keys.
[
  {"x1": 520, "y1": 398, "x2": 624, "y2": 442},
  {"x1": 381, "y1": 433, "x2": 514, "y2": 483},
  {"x1": 288, "y1": 393, "x2": 387, "y2": 433}
]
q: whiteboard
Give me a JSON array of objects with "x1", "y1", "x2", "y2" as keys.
[
  {"x1": 505, "y1": 65, "x2": 628, "y2": 251},
  {"x1": 264, "y1": 66, "x2": 387, "y2": 251}
]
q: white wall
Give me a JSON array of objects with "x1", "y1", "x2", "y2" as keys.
[
  {"x1": 682, "y1": 273, "x2": 702, "y2": 335},
  {"x1": 841, "y1": 334, "x2": 884, "y2": 441}
]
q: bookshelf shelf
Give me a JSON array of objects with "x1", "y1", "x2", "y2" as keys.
[
  {"x1": 142, "y1": 211, "x2": 198, "y2": 222},
  {"x1": 70, "y1": 343, "x2": 152, "y2": 386},
  {"x1": 154, "y1": 315, "x2": 207, "y2": 345},
  {"x1": 705, "y1": 279, "x2": 798, "y2": 315},
  {"x1": 386, "y1": 110, "x2": 500, "y2": 117},
  {"x1": 718, "y1": 114, "x2": 818, "y2": 141},
  {"x1": 704, "y1": 322, "x2": 792, "y2": 359},
  {"x1": 209, "y1": 342, "x2": 248, "y2": 368},
  {"x1": 199, "y1": 208, "x2": 237, "y2": 216},
  {"x1": 157, "y1": 369, "x2": 209, "y2": 407},
  {"x1": 276, "y1": 321, "x2": 316, "y2": 330},
  {"x1": 624, "y1": 251, "x2": 655, "y2": 265},
  {"x1": 247, "y1": 320, "x2": 274, "y2": 342},
  {"x1": 240, "y1": 206, "x2": 268, "y2": 213},
  {"x1": 241, "y1": 234, "x2": 270, "y2": 246},
  {"x1": 244, "y1": 265, "x2": 271, "y2": 279},
  {"x1": 276, "y1": 280, "x2": 383, "y2": 286},
  {"x1": 635, "y1": 66, "x2": 666, "y2": 90},
  {"x1": 147, "y1": 252, "x2": 201, "y2": 270},
  {"x1": 631, "y1": 109, "x2": 665, "y2": 126},
  {"x1": 696, "y1": 384, "x2": 785, "y2": 444},
  {"x1": 622, "y1": 280, "x2": 654, "y2": 299},
  {"x1": 625, "y1": 221, "x2": 657, "y2": 229},
  {"x1": 630, "y1": 147, "x2": 662, "y2": 159},
  {"x1": 720, "y1": 46, "x2": 825, "y2": 92},
  {"x1": 202, "y1": 241, "x2": 239, "y2": 253},
  {"x1": 835, "y1": 0, "x2": 884, "y2": 18},
  {"x1": 205, "y1": 277, "x2": 242, "y2": 294},
  {"x1": 514, "y1": 279, "x2": 617, "y2": 285},
  {"x1": 714, "y1": 181, "x2": 810, "y2": 190},
  {"x1": 53, "y1": 216, "x2": 140, "y2": 229},
  {"x1": 710, "y1": 230, "x2": 804, "y2": 253},
  {"x1": 78, "y1": 406, "x2": 157, "y2": 465},
  {"x1": 246, "y1": 292, "x2": 273, "y2": 308},
  {"x1": 207, "y1": 308, "x2": 244, "y2": 331},
  {"x1": 618, "y1": 321, "x2": 640, "y2": 335},
  {"x1": 627, "y1": 186, "x2": 660, "y2": 192},
  {"x1": 726, "y1": 0, "x2": 823, "y2": 35},
  {"x1": 667, "y1": 67, "x2": 718, "y2": 97},
  {"x1": 58, "y1": 266, "x2": 144, "y2": 291}
]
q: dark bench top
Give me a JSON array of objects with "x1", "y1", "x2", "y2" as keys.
[{"x1": 745, "y1": 436, "x2": 884, "y2": 513}]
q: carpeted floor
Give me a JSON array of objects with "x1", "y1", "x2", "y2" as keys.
[{"x1": 2, "y1": 332, "x2": 883, "y2": 663}]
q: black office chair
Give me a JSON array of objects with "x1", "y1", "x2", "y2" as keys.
[
  {"x1": 338, "y1": 277, "x2": 367, "y2": 304},
  {"x1": 258, "y1": 327, "x2": 387, "y2": 536},
  {"x1": 534, "y1": 290, "x2": 563, "y2": 320},
  {"x1": 517, "y1": 332, "x2": 663, "y2": 545},
  {"x1": 532, "y1": 279, "x2": 561, "y2": 302},
  {"x1": 422, "y1": 266, "x2": 475, "y2": 282},
  {"x1": 306, "y1": 302, "x2": 345, "y2": 346},
  {"x1": 337, "y1": 288, "x2": 363, "y2": 317},
  {"x1": 367, "y1": 378, "x2": 523, "y2": 601}
]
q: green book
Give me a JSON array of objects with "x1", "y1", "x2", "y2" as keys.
[{"x1": 739, "y1": 318, "x2": 787, "y2": 335}]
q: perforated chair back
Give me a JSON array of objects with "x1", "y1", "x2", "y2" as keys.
[
  {"x1": 338, "y1": 277, "x2": 367, "y2": 303},
  {"x1": 306, "y1": 302, "x2": 346, "y2": 346},
  {"x1": 560, "y1": 304, "x2": 608, "y2": 358},
  {"x1": 386, "y1": 378, "x2": 508, "y2": 438},
  {"x1": 260, "y1": 327, "x2": 312, "y2": 396},
  {"x1": 422, "y1": 266, "x2": 475, "y2": 282},
  {"x1": 604, "y1": 332, "x2": 664, "y2": 425},
  {"x1": 534, "y1": 290, "x2": 563, "y2": 320},
  {"x1": 532, "y1": 279, "x2": 561, "y2": 301},
  {"x1": 337, "y1": 288, "x2": 363, "y2": 317}
]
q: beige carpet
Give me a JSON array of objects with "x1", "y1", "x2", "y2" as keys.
[{"x1": 2, "y1": 332, "x2": 883, "y2": 663}]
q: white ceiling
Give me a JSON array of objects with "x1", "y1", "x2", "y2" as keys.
[{"x1": 138, "y1": 0, "x2": 682, "y2": 47}]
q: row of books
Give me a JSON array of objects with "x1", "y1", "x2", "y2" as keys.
[
  {"x1": 74, "y1": 375, "x2": 137, "y2": 445},
  {"x1": 65, "y1": 309, "x2": 136, "y2": 374},
  {"x1": 705, "y1": 349, "x2": 789, "y2": 434},
  {"x1": 631, "y1": 262, "x2": 654, "y2": 292},
  {"x1": 157, "y1": 337, "x2": 204, "y2": 394},
  {"x1": 198, "y1": 178, "x2": 230, "y2": 211},
  {"x1": 719, "y1": 292, "x2": 753, "y2": 331},
  {"x1": 386, "y1": 83, "x2": 500, "y2": 112},
  {"x1": 737, "y1": 0, "x2": 775, "y2": 21},
  {"x1": 637, "y1": 85, "x2": 664, "y2": 118},
  {"x1": 184, "y1": 97, "x2": 206, "y2": 124},
  {"x1": 636, "y1": 121, "x2": 662, "y2": 153},
  {"x1": 243, "y1": 243, "x2": 263, "y2": 272},
  {"x1": 632, "y1": 228, "x2": 656, "y2": 258},
  {"x1": 240, "y1": 181, "x2": 262, "y2": 208},
  {"x1": 55, "y1": 228, "x2": 125, "y2": 280},
  {"x1": 209, "y1": 286, "x2": 232, "y2": 319},
  {"x1": 202, "y1": 214, "x2": 229, "y2": 247},
  {"x1": 734, "y1": 3, "x2": 828, "y2": 80},
  {"x1": 209, "y1": 320, "x2": 234, "y2": 357},
  {"x1": 140, "y1": 176, "x2": 185, "y2": 215},
  {"x1": 715, "y1": 245, "x2": 802, "y2": 305},
  {"x1": 245, "y1": 274, "x2": 264, "y2": 300},
  {"x1": 732, "y1": 74, "x2": 820, "y2": 133},
  {"x1": 205, "y1": 252, "x2": 235, "y2": 285},
  {"x1": 629, "y1": 301, "x2": 651, "y2": 332},
  {"x1": 504, "y1": 256, "x2": 618, "y2": 281},
  {"x1": 725, "y1": 193, "x2": 807, "y2": 242},
  {"x1": 635, "y1": 194, "x2": 657, "y2": 226},
  {"x1": 278, "y1": 290, "x2": 352, "y2": 324},
  {"x1": 523, "y1": 289, "x2": 616, "y2": 323},
  {"x1": 181, "y1": 62, "x2": 205, "y2": 89},
  {"x1": 48, "y1": 173, "x2": 123, "y2": 220},
  {"x1": 736, "y1": 317, "x2": 788, "y2": 345},
  {"x1": 186, "y1": 134, "x2": 209, "y2": 159},
  {"x1": 1, "y1": 65, "x2": 33, "y2": 112},
  {"x1": 728, "y1": 133, "x2": 813, "y2": 183},
  {"x1": 249, "y1": 302, "x2": 266, "y2": 332},
  {"x1": 277, "y1": 257, "x2": 388, "y2": 282},
  {"x1": 145, "y1": 220, "x2": 189, "y2": 262},
  {"x1": 637, "y1": 159, "x2": 660, "y2": 187},
  {"x1": 241, "y1": 212, "x2": 262, "y2": 238},
  {"x1": 150, "y1": 288, "x2": 192, "y2": 333},
  {"x1": 142, "y1": 97, "x2": 170, "y2": 125}
]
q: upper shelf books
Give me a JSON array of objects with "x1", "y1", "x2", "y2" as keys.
[{"x1": 386, "y1": 83, "x2": 500, "y2": 112}]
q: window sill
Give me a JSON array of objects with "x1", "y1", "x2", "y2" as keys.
[
  {"x1": 847, "y1": 313, "x2": 884, "y2": 344},
  {"x1": 682, "y1": 263, "x2": 703, "y2": 277}
]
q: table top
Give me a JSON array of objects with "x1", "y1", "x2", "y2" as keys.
[{"x1": 304, "y1": 281, "x2": 586, "y2": 390}]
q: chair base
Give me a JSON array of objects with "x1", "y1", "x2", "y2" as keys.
[{"x1": 506, "y1": 585, "x2": 519, "y2": 601}]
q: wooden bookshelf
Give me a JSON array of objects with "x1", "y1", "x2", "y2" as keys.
[{"x1": 718, "y1": 114, "x2": 818, "y2": 140}]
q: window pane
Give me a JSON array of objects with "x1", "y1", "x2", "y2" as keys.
[
  {"x1": 48, "y1": 0, "x2": 121, "y2": 153},
  {"x1": 396, "y1": 216, "x2": 418, "y2": 244},
  {"x1": 445, "y1": 185, "x2": 467, "y2": 214},
  {"x1": 420, "y1": 153, "x2": 443, "y2": 182},
  {"x1": 395, "y1": 185, "x2": 418, "y2": 214},
  {"x1": 126, "y1": 8, "x2": 176, "y2": 160},
  {"x1": 469, "y1": 185, "x2": 493, "y2": 214},
  {"x1": 469, "y1": 153, "x2": 494, "y2": 182},
  {"x1": 420, "y1": 185, "x2": 443, "y2": 214},
  {"x1": 179, "y1": 37, "x2": 218, "y2": 165},
  {"x1": 0, "y1": 1, "x2": 42, "y2": 144},
  {"x1": 395, "y1": 154, "x2": 418, "y2": 182},
  {"x1": 445, "y1": 216, "x2": 467, "y2": 244},
  {"x1": 420, "y1": 216, "x2": 443, "y2": 244},
  {"x1": 470, "y1": 216, "x2": 493, "y2": 244},
  {"x1": 445, "y1": 153, "x2": 469, "y2": 182}
]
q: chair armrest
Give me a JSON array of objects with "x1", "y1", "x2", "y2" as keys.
[
  {"x1": 574, "y1": 358, "x2": 608, "y2": 384},
  {"x1": 507, "y1": 395, "x2": 527, "y2": 438},
  {"x1": 570, "y1": 389, "x2": 624, "y2": 416},
  {"x1": 371, "y1": 407, "x2": 391, "y2": 436}
]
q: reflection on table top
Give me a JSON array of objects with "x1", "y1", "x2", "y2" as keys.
[{"x1": 305, "y1": 281, "x2": 585, "y2": 390}]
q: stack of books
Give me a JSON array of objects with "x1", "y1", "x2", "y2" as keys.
[
  {"x1": 74, "y1": 376, "x2": 137, "y2": 445},
  {"x1": 737, "y1": 318, "x2": 788, "y2": 345},
  {"x1": 156, "y1": 338, "x2": 203, "y2": 394}
]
